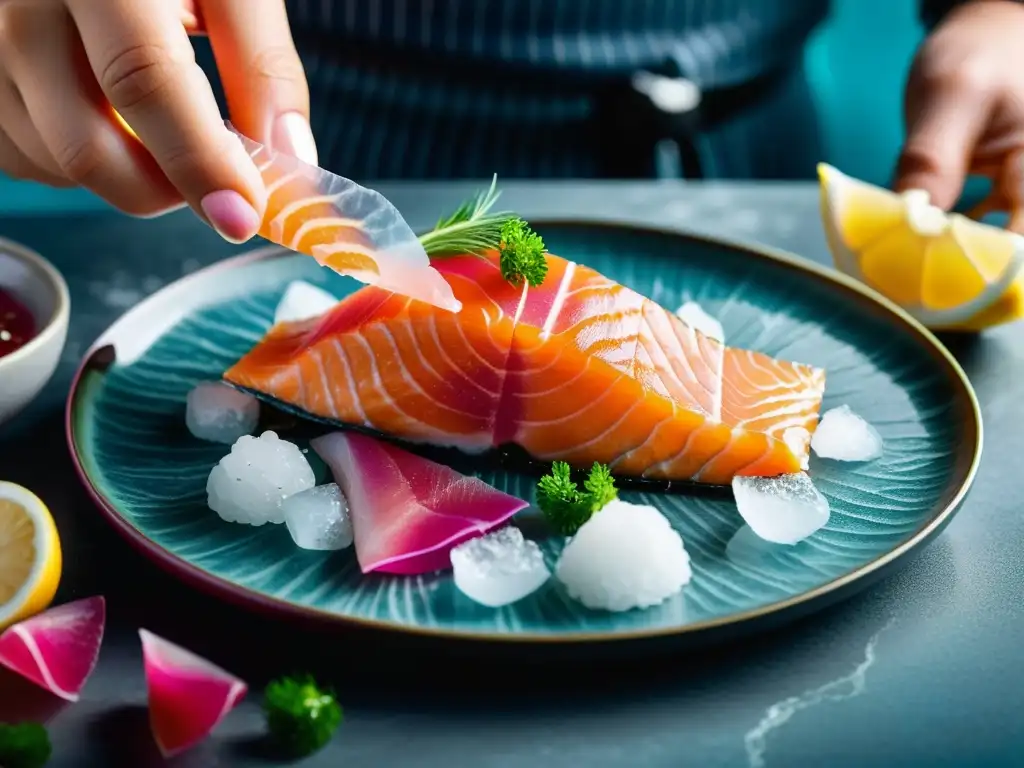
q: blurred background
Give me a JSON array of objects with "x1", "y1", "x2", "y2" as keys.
[{"x1": 0, "y1": 0, "x2": 922, "y2": 213}]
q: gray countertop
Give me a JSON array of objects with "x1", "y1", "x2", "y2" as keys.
[{"x1": 0, "y1": 182, "x2": 1020, "y2": 767}]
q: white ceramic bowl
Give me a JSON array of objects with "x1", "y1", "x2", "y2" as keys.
[{"x1": 0, "y1": 237, "x2": 70, "y2": 427}]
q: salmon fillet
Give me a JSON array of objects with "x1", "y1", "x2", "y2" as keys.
[{"x1": 224, "y1": 251, "x2": 825, "y2": 484}]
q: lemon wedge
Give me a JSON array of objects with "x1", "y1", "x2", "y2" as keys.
[
  {"x1": 818, "y1": 162, "x2": 1024, "y2": 330},
  {"x1": 0, "y1": 481, "x2": 62, "y2": 631}
]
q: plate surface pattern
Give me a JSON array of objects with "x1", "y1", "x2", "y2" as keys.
[{"x1": 69, "y1": 225, "x2": 979, "y2": 639}]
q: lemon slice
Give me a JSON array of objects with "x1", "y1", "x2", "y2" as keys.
[
  {"x1": 818, "y1": 163, "x2": 1024, "y2": 329},
  {"x1": 0, "y1": 481, "x2": 62, "y2": 631}
]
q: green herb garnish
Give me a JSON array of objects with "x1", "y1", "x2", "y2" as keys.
[
  {"x1": 264, "y1": 675, "x2": 343, "y2": 757},
  {"x1": 418, "y1": 177, "x2": 548, "y2": 287},
  {"x1": 418, "y1": 175, "x2": 515, "y2": 258},
  {"x1": 498, "y1": 217, "x2": 548, "y2": 287},
  {"x1": 0, "y1": 722, "x2": 51, "y2": 768},
  {"x1": 537, "y1": 461, "x2": 618, "y2": 535}
]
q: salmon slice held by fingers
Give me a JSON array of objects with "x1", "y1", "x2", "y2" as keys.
[
  {"x1": 229, "y1": 126, "x2": 461, "y2": 313},
  {"x1": 225, "y1": 251, "x2": 827, "y2": 484}
]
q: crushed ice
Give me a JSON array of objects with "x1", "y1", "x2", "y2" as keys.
[
  {"x1": 732, "y1": 472, "x2": 830, "y2": 545},
  {"x1": 282, "y1": 483, "x2": 353, "y2": 551},
  {"x1": 206, "y1": 431, "x2": 315, "y2": 526},
  {"x1": 555, "y1": 499, "x2": 692, "y2": 612},
  {"x1": 450, "y1": 527, "x2": 550, "y2": 607},
  {"x1": 186, "y1": 381, "x2": 259, "y2": 444},
  {"x1": 810, "y1": 405, "x2": 883, "y2": 462}
]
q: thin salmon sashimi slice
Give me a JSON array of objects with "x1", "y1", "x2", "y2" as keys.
[
  {"x1": 225, "y1": 252, "x2": 826, "y2": 484},
  {"x1": 231, "y1": 126, "x2": 460, "y2": 313}
]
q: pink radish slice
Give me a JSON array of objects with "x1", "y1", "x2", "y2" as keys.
[
  {"x1": 139, "y1": 629, "x2": 247, "y2": 757},
  {"x1": 0, "y1": 596, "x2": 105, "y2": 702},
  {"x1": 310, "y1": 432, "x2": 529, "y2": 575}
]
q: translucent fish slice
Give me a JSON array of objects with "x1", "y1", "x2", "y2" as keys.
[{"x1": 230, "y1": 126, "x2": 461, "y2": 313}]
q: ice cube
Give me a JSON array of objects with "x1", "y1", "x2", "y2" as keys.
[
  {"x1": 206, "y1": 431, "x2": 315, "y2": 525},
  {"x1": 810, "y1": 405, "x2": 883, "y2": 462},
  {"x1": 783, "y1": 427, "x2": 811, "y2": 470},
  {"x1": 186, "y1": 381, "x2": 259, "y2": 444},
  {"x1": 450, "y1": 527, "x2": 550, "y2": 608},
  {"x1": 731, "y1": 472, "x2": 830, "y2": 545},
  {"x1": 274, "y1": 280, "x2": 338, "y2": 325},
  {"x1": 282, "y1": 483, "x2": 353, "y2": 551},
  {"x1": 675, "y1": 301, "x2": 725, "y2": 342}
]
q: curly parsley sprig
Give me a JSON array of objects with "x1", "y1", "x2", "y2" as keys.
[
  {"x1": 0, "y1": 722, "x2": 51, "y2": 768},
  {"x1": 264, "y1": 675, "x2": 343, "y2": 757},
  {"x1": 536, "y1": 461, "x2": 618, "y2": 535},
  {"x1": 497, "y1": 218, "x2": 548, "y2": 287}
]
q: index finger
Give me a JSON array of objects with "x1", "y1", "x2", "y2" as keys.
[{"x1": 66, "y1": 0, "x2": 266, "y2": 240}]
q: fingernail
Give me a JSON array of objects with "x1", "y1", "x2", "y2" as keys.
[
  {"x1": 200, "y1": 190, "x2": 260, "y2": 243},
  {"x1": 272, "y1": 112, "x2": 318, "y2": 165}
]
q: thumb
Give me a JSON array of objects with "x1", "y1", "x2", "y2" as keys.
[
  {"x1": 893, "y1": 75, "x2": 989, "y2": 210},
  {"x1": 200, "y1": 0, "x2": 316, "y2": 164}
]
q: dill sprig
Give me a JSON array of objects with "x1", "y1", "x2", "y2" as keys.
[
  {"x1": 536, "y1": 461, "x2": 618, "y2": 536},
  {"x1": 418, "y1": 176, "x2": 549, "y2": 287},
  {"x1": 417, "y1": 175, "x2": 516, "y2": 258}
]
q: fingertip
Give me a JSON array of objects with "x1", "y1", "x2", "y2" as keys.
[
  {"x1": 271, "y1": 112, "x2": 317, "y2": 166},
  {"x1": 892, "y1": 163, "x2": 962, "y2": 211},
  {"x1": 223, "y1": 125, "x2": 268, "y2": 215},
  {"x1": 200, "y1": 189, "x2": 261, "y2": 243}
]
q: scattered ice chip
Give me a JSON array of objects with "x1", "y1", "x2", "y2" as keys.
[
  {"x1": 206, "y1": 431, "x2": 315, "y2": 526},
  {"x1": 732, "y1": 472, "x2": 829, "y2": 545},
  {"x1": 555, "y1": 499, "x2": 692, "y2": 613},
  {"x1": 185, "y1": 382, "x2": 259, "y2": 444},
  {"x1": 675, "y1": 301, "x2": 724, "y2": 342},
  {"x1": 282, "y1": 483, "x2": 353, "y2": 551},
  {"x1": 450, "y1": 527, "x2": 550, "y2": 607},
  {"x1": 783, "y1": 427, "x2": 811, "y2": 470},
  {"x1": 274, "y1": 280, "x2": 339, "y2": 325},
  {"x1": 810, "y1": 405, "x2": 883, "y2": 462}
]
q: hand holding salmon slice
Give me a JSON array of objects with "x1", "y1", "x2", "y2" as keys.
[{"x1": 230, "y1": 126, "x2": 461, "y2": 313}]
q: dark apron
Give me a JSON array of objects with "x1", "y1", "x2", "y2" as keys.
[
  {"x1": 284, "y1": 31, "x2": 798, "y2": 180},
  {"x1": 194, "y1": 28, "x2": 801, "y2": 180}
]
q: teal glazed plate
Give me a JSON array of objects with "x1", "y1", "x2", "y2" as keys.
[{"x1": 66, "y1": 222, "x2": 982, "y2": 644}]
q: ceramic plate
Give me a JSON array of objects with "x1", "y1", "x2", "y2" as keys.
[{"x1": 66, "y1": 223, "x2": 981, "y2": 643}]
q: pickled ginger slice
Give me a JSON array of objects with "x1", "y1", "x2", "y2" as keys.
[
  {"x1": 231, "y1": 127, "x2": 461, "y2": 313},
  {"x1": 310, "y1": 432, "x2": 529, "y2": 575},
  {"x1": 0, "y1": 596, "x2": 105, "y2": 702},
  {"x1": 140, "y1": 629, "x2": 247, "y2": 757}
]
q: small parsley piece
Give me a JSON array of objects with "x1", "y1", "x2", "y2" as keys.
[
  {"x1": 536, "y1": 461, "x2": 618, "y2": 535},
  {"x1": 0, "y1": 722, "x2": 52, "y2": 768},
  {"x1": 583, "y1": 462, "x2": 618, "y2": 511},
  {"x1": 264, "y1": 675, "x2": 343, "y2": 757},
  {"x1": 498, "y1": 218, "x2": 548, "y2": 288}
]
